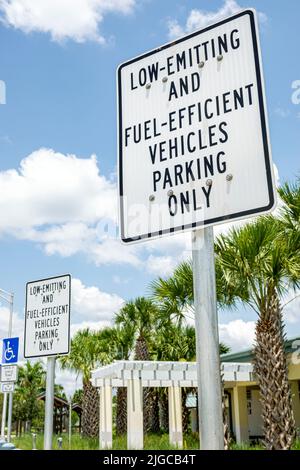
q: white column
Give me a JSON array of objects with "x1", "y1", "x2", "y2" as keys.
[
  {"x1": 127, "y1": 378, "x2": 143, "y2": 450},
  {"x1": 168, "y1": 386, "x2": 183, "y2": 449},
  {"x1": 99, "y1": 381, "x2": 113, "y2": 449},
  {"x1": 232, "y1": 386, "x2": 249, "y2": 444}
]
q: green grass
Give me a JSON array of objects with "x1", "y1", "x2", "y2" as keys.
[
  {"x1": 12, "y1": 433, "x2": 300, "y2": 451},
  {"x1": 13, "y1": 432, "x2": 199, "y2": 450}
]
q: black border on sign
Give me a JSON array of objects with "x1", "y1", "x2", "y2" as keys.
[
  {"x1": 24, "y1": 274, "x2": 71, "y2": 359},
  {"x1": 118, "y1": 10, "x2": 275, "y2": 244}
]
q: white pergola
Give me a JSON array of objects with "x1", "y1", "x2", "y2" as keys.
[{"x1": 91, "y1": 360, "x2": 254, "y2": 450}]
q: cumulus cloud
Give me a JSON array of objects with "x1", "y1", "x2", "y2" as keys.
[
  {"x1": 72, "y1": 277, "x2": 124, "y2": 322},
  {"x1": 0, "y1": 148, "x2": 116, "y2": 233},
  {"x1": 0, "y1": 149, "x2": 191, "y2": 271},
  {"x1": 167, "y1": 0, "x2": 267, "y2": 40},
  {"x1": 0, "y1": 0, "x2": 137, "y2": 43},
  {"x1": 219, "y1": 319, "x2": 256, "y2": 352}
]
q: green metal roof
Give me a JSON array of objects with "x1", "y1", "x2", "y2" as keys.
[{"x1": 221, "y1": 336, "x2": 300, "y2": 363}]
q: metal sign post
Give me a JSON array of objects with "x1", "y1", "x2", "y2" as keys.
[
  {"x1": 44, "y1": 357, "x2": 56, "y2": 450},
  {"x1": 68, "y1": 399, "x2": 72, "y2": 449},
  {"x1": 1, "y1": 390, "x2": 7, "y2": 439},
  {"x1": 24, "y1": 274, "x2": 71, "y2": 450},
  {"x1": 192, "y1": 228, "x2": 223, "y2": 449},
  {"x1": 117, "y1": 9, "x2": 275, "y2": 450}
]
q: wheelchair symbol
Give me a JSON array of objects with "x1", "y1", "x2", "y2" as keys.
[{"x1": 4, "y1": 341, "x2": 16, "y2": 362}]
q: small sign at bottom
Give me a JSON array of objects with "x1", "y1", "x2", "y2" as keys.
[{"x1": 1, "y1": 382, "x2": 15, "y2": 393}]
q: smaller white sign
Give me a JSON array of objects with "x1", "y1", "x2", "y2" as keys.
[
  {"x1": 24, "y1": 274, "x2": 71, "y2": 358},
  {"x1": 0, "y1": 364, "x2": 18, "y2": 383},
  {"x1": 1, "y1": 382, "x2": 15, "y2": 393}
]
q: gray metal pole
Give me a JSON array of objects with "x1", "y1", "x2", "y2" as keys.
[
  {"x1": 192, "y1": 228, "x2": 224, "y2": 450},
  {"x1": 6, "y1": 295, "x2": 14, "y2": 442},
  {"x1": 68, "y1": 400, "x2": 72, "y2": 449},
  {"x1": 8, "y1": 294, "x2": 13, "y2": 337},
  {"x1": 1, "y1": 393, "x2": 8, "y2": 439},
  {"x1": 7, "y1": 392, "x2": 13, "y2": 442},
  {"x1": 44, "y1": 357, "x2": 56, "y2": 450}
]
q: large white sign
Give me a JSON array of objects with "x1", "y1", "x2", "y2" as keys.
[
  {"x1": 24, "y1": 274, "x2": 71, "y2": 358},
  {"x1": 118, "y1": 9, "x2": 275, "y2": 243},
  {"x1": 0, "y1": 364, "x2": 18, "y2": 383}
]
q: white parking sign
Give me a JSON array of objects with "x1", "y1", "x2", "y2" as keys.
[
  {"x1": 118, "y1": 10, "x2": 275, "y2": 243},
  {"x1": 24, "y1": 274, "x2": 71, "y2": 358},
  {"x1": 0, "y1": 364, "x2": 18, "y2": 383}
]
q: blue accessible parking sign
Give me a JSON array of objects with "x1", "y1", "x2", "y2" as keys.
[{"x1": 2, "y1": 337, "x2": 19, "y2": 364}]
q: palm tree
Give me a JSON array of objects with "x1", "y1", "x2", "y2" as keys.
[
  {"x1": 159, "y1": 214, "x2": 299, "y2": 448},
  {"x1": 115, "y1": 297, "x2": 159, "y2": 433},
  {"x1": 14, "y1": 361, "x2": 45, "y2": 434},
  {"x1": 153, "y1": 323, "x2": 196, "y2": 433},
  {"x1": 215, "y1": 214, "x2": 299, "y2": 449},
  {"x1": 60, "y1": 328, "x2": 107, "y2": 438},
  {"x1": 99, "y1": 324, "x2": 135, "y2": 435},
  {"x1": 152, "y1": 202, "x2": 300, "y2": 449}
]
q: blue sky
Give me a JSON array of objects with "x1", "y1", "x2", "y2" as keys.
[{"x1": 0, "y1": 1, "x2": 299, "y2": 392}]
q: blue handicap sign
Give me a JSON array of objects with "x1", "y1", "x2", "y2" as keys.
[{"x1": 2, "y1": 337, "x2": 19, "y2": 364}]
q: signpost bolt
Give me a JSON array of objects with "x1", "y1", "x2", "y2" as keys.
[
  {"x1": 206, "y1": 179, "x2": 213, "y2": 187},
  {"x1": 146, "y1": 83, "x2": 151, "y2": 90},
  {"x1": 149, "y1": 195, "x2": 155, "y2": 202},
  {"x1": 226, "y1": 174, "x2": 233, "y2": 181},
  {"x1": 198, "y1": 61, "x2": 205, "y2": 68},
  {"x1": 162, "y1": 77, "x2": 168, "y2": 83},
  {"x1": 217, "y1": 54, "x2": 223, "y2": 62},
  {"x1": 167, "y1": 190, "x2": 174, "y2": 196}
]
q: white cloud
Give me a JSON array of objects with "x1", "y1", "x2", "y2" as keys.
[
  {"x1": 167, "y1": 0, "x2": 267, "y2": 40},
  {"x1": 70, "y1": 319, "x2": 111, "y2": 337},
  {"x1": 0, "y1": 306, "x2": 24, "y2": 339},
  {"x1": 55, "y1": 365, "x2": 82, "y2": 399},
  {"x1": 219, "y1": 319, "x2": 256, "y2": 352},
  {"x1": 0, "y1": 0, "x2": 137, "y2": 44},
  {"x1": 0, "y1": 148, "x2": 116, "y2": 233},
  {"x1": 146, "y1": 255, "x2": 176, "y2": 277},
  {"x1": 72, "y1": 277, "x2": 124, "y2": 322}
]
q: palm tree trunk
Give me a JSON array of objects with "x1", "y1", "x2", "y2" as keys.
[
  {"x1": 116, "y1": 387, "x2": 127, "y2": 435},
  {"x1": 159, "y1": 390, "x2": 169, "y2": 432},
  {"x1": 254, "y1": 295, "x2": 296, "y2": 450},
  {"x1": 181, "y1": 388, "x2": 189, "y2": 434},
  {"x1": 82, "y1": 380, "x2": 99, "y2": 438},
  {"x1": 150, "y1": 389, "x2": 160, "y2": 433},
  {"x1": 134, "y1": 336, "x2": 155, "y2": 433}
]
